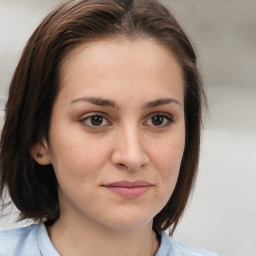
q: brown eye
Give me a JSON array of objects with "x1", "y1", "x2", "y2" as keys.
[
  {"x1": 90, "y1": 115, "x2": 104, "y2": 126},
  {"x1": 80, "y1": 114, "x2": 110, "y2": 128},
  {"x1": 151, "y1": 115, "x2": 164, "y2": 126},
  {"x1": 144, "y1": 114, "x2": 173, "y2": 128}
]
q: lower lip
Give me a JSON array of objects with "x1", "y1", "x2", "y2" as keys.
[{"x1": 104, "y1": 186, "x2": 151, "y2": 198}]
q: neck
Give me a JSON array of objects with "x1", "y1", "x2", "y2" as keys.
[{"x1": 47, "y1": 214, "x2": 159, "y2": 256}]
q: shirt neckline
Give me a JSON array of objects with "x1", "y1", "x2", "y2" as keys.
[
  {"x1": 36, "y1": 223, "x2": 60, "y2": 256},
  {"x1": 36, "y1": 223, "x2": 169, "y2": 256}
]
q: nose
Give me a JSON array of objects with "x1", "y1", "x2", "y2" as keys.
[{"x1": 110, "y1": 125, "x2": 150, "y2": 172}]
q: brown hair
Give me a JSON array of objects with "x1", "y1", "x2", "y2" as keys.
[{"x1": 0, "y1": 0, "x2": 204, "y2": 235}]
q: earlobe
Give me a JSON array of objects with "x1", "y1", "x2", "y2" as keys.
[{"x1": 30, "y1": 139, "x2": 52, "y2": 165}]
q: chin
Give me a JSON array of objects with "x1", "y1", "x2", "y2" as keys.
[{"x1": 101, "y1": 213, "x2": 154, "y2": 232}]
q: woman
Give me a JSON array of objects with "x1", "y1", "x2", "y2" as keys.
[{"x1": 0, "y1": 0, "x2": 222, "y2": 255}]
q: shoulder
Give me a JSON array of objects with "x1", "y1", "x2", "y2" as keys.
[
  {"x1": 173, "y1": 240, "x2": 222, "y2": 256},
  {"x1": 0, "y1": 224, "x2": 41, "y2": 256},
  {"x1": 156, "y1": 232, "x2": 222, "y2": 256}
]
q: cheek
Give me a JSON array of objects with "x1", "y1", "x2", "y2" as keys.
[
  {"x1": 155, "y1": 134, "x2": 185, "y2": 171},
  {"x1": 48, "y1": 125, "x2": 113, "y2": 188},
  {"x1": 151, "y1": 132, "x2": 185, "y2": 194}
]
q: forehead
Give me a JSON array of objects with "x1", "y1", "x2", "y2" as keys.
[{"x1": 57, "y1": 38, "x2": 184, "y2": 105}]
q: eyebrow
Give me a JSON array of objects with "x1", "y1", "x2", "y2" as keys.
[
  {"x1": 143, "y1": 98, "x2": 182, "y2": 108},
  {"x1": 71, "y1": 97, "x2": 118, "y2": 109},
  {"x1": 70, "y1": 97, "x2": 181, "y2": 109}
]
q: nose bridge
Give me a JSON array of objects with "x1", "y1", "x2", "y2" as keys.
[
  {"x1": 111, "y1": 122, "x2": 149, "y2": 171},
  {"x1": 122, "y1": 123, "x2": 141, "y2": 153}
]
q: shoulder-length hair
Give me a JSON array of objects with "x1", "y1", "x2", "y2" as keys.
[{"x1": 0, "y1": 0, "x2": 204, "y2": 235}]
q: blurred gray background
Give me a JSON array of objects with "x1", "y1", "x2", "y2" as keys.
[{"x1": 0, "y1": 1, "x2": 255, "y2": 256}]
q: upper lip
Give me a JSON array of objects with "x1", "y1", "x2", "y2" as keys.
[{"x1": 103, "y1": 180, "x2": 153, "y2": 187}]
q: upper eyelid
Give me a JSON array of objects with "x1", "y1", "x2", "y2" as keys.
[
  {"x1": 79, "y1": 112, "x2": 112, "y2": 127},
  {"x1": 80, "y1": 111, "x2": 173, "y2": 118},
  {"x1": 80, "y1": 111, "x2": 110, "y2": 120},
  {"x1": 144, "y1": 112, "x2": 174, "y2": 120}
]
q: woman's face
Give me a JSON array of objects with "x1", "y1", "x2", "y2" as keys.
[{"x1": 45, "y1": 38, "x2": 185, "y2": 231}]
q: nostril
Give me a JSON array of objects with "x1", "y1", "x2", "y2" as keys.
[
  {"x1": 117, "y1": 163, "x2": 127, "y2": 169},
  {"x1": 116, "y1": 162, "x2": 135, "y2": 172}
]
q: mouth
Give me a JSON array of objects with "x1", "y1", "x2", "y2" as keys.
[{"x1": 102, "y1": 180, "x2": 153, "y2": 198}]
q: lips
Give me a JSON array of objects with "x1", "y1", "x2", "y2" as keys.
[{"x1": 102, "y1": 180, "x2": 153, "y2": 198}]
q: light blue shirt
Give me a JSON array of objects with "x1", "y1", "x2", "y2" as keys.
[{"x1": 0, "y1": 224, "x2": 222, "y2": 256}]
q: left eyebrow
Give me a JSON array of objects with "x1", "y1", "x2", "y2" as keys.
[{"x1": 143, "y1": 98, "x2": 182, "y2": 108}]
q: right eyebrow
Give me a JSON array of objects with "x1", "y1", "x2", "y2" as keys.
[{"x1": 70, "y1": 96, "x2": 118, "y2": 109}]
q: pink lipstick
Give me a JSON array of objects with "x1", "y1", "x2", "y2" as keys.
[{"x1": 103, "y1": 180, "x2": 152, "y2": 198}]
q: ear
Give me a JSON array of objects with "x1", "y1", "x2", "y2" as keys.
[{"x1": 30, "y1": 138, "x2": 52, "y2": 165}]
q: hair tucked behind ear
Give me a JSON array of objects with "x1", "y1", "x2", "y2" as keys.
[{"x1": 0, "y1": 0, "x2": 204, "y2": 234}]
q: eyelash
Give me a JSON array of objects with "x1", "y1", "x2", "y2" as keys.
[{"x1": 79, "y1": 112, "x2": 174, "y2": 129}]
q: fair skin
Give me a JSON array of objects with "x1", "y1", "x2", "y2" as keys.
[{"x1": 32, "y1": 38, "x2": 185, "y2": 256}]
